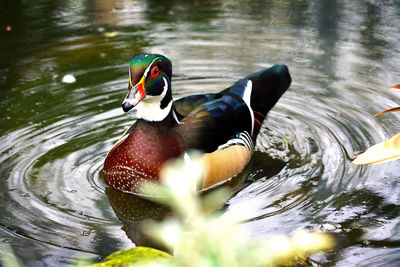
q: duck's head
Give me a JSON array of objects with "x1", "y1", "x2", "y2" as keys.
[{"x1": 122, "y1": 53, "x2": 173, "y2": 121}]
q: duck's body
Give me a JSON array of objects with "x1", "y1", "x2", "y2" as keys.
[{"x1": 103, "y1": 54, "x2": 291, "y2": 193}]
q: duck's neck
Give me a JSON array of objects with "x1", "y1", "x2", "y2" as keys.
[{"x1": 136, "y1": 89, "x2": 181, "y2": 125}]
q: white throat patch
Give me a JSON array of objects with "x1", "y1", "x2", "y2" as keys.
[{"x1": 136, "y1": 77, "x2": 173, "y2": 122}]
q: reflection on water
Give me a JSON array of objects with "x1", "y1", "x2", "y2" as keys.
[
  {"x1": 1, "y1": 0, "x2": 400, "y2": 265},
  {"x1": 105, "y1": 187, "x2": 170, "y2": 250}
]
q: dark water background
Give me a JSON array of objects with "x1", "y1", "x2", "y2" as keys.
[{"x1": 1, "y1": 0, "x2": 400, "y2": 266}]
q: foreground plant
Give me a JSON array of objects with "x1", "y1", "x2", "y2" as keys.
[
  {"x1": 0, "y1": 244, "x2": 21, "y2": 267},
  {"x1": 94, "y1": 152, "x2": 334, "y2": 266},
  {"x1": 353, "y1": 84, "x2": 400, "y2": 165},
  {"x1": 89, "y1": 246, "x2": 176, "y2": 267}
]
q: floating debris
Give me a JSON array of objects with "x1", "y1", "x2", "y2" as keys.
[
  {"x1": 320, "y1": 223, "x2": 341, "y2": 232},
  {"x1": 104, "y1": 31, "x2": 117, "y2": 38},
  {"x1": 62, "y1": 74, "x2": 76, "y2": 84}
]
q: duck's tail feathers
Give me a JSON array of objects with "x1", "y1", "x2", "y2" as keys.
[{"x1": 246, "y1": 64, "x2": 291, "y2": 142}]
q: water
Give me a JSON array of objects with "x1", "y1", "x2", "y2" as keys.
[{"x1": 1, "y1": 0, "x2": 400, "y2": 265}]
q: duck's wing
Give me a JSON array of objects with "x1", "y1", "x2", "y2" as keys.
[
  {"x1": 174, "y1": 93, "x2": 220, "y2": 117},
  {"x1": 174, "y1": 83, "x2": 255, "y2": 190},
  {"x1": 174, "y1": 80, "x2": 253, "y2": 153},
  {"x1": 174, "y1": 66, "x2": 291, "y2": 189}
]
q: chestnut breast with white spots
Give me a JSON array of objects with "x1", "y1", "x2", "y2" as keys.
[{"x1": 103, "y1": 120, "x2": 184, "y2": 192}]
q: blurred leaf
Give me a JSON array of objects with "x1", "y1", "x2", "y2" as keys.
[
  {"x1": 89, "y1": 247, "x2": 176, "y2": 267},
  {"x1": 353, "y1": 132, "x2": 400, "y2": 165},
  {"x1": 0, "y1": 244, "x2": 21, "y2": 267},
  {"x1": 374, "y1": 107, "x2": 400, "y2": 117},
  {"x1": 354, "y1": 84, "x2": 400, "y2": 165},
  {"x1": 390, "y1": 83, "x2": 400, "y2": 92}
]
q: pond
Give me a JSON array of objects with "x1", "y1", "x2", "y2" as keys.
[{"x1": 1, "y1": 0, "x2": 400, "y2": 265}]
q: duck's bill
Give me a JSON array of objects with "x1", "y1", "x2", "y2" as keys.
[
  {"x1": 122, "y1": 76, "x2": 146, "y2": 112},
  {"x1": 353, "y1": 132, "x2": 400, "y2": 165}
]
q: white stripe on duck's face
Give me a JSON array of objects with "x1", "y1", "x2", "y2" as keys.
[{"x1": 136, "y1": 77, "x2": 173, "y2": 122}]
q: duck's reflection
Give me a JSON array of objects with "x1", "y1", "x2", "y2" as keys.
[{"x1": 105, "y1": 187, "x2": 170, "y2": 250}]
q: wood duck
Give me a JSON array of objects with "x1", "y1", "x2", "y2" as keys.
[{"x1": 103, "y1": 54, "x2": 291, "y2": 193}]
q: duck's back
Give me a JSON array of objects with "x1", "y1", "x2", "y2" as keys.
[
  {"x1": 174, "y1": 79, "x2": 253, "y2": 153},
  {"x1": 174, "y1": 64, "x2": 291, "y2": 152}
]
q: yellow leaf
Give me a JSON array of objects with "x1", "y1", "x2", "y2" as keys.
[{"x1": 353, "y1": 132, "x2": 400, "y2": 165}]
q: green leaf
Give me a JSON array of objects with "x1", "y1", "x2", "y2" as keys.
[{"x1": 90, "y1": 247, "x2": 176, "y2": 267}]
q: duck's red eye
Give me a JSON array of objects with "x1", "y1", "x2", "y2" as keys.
[{"x1": 151, "y1": 66, "x2": 159, "y2": 78}]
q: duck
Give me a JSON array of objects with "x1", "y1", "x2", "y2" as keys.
[{"x1": 103, "y1": 53, "x2": 291, "y2": 193}]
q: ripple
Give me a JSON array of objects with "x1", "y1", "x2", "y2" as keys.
[
  {"x1": 0, "y1": 68, "x2": 133, "y2": 260},
  {"x1": 225, "y1": 85, "x2": 394, "y2": 237}
]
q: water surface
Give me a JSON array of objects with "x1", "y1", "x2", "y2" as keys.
[{"x1": 1, "y1": 0, "x2": 400, "y2": 265}]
